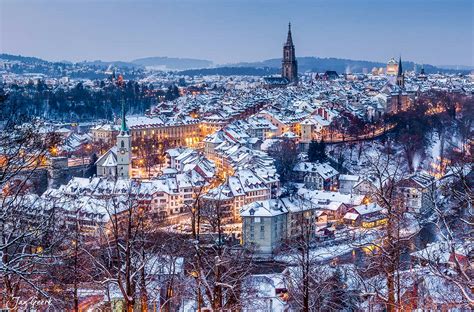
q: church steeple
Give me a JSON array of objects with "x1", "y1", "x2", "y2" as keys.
[
  {"x1": 120, "y1": 98, "x2": 128, "y2": 134},
  {"x1": 116, "y1": 98, "x2": 131, "y2": 179},
  {"x1": 282, "y1": 22, "x2": 298, "y2": 83},
  {"x1": 286, "y1": 22, "x2": 293, "y2": 46},
  {"x1": 397, "y1": 56, "x2": 403, "y2": 77},
  {"x1": 396, "y1": 56, "x2": 405, "y2": 89}
]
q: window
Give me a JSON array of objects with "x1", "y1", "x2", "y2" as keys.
[
  {"x1": 121, "y1": 141, "x2": 124, "y2": 148},
  {"x1": 259, "y1": 225, "x2": 265, "y2": 239}
]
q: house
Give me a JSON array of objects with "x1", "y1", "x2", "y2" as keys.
[
  {"x1": 398, "y1": 269, "x2": 472, "y2": 311},
  {"x1": 297, "y1": 188, "x2": 366, "y2": 220},
  {"x1": 243, "y1": 273, "x2": 289, "y2": 312},
  {"x1": 240, "y1": 200, "x2": 288, "y2": 254},
  {"x1": 338, "y1": 174, "x2": 360, "y2": 194},
  {"x1": 343, "y1": 203, "x2": 387, "y2": 228},
  {"x1": 396, "y1": 172, "x2": 436, "y2": 214},
  {"x1": 352, "y1": 176, "x2": 378, "y2": 197},
  {"x1": 91, "y1": 124, "x2": 120, "y2": 145},
  {"x1": 410, "y1": 242, "x2": 471, "y2": 270},
  {"x1": 293, "y1": 162, "x2": 339, "y2": 191},
  {"x1": 299, "y1": 115, "x2": 331, "y2": 143},
  {"x1": 280, "y1": 196, "x2": 320, "y2": 238}
]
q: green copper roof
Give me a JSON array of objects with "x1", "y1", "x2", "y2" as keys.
[{"x1": 121, "y1": 99, "x2": 128, "y2": 132}]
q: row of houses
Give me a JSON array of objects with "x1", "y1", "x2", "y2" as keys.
[
  {"x1": 239, "y1": 188, "x2": 382, "y2": 254},
  {"x1": 240, "y1": 170, "x2": 437, "y2": 254},
  {"x1": 45, "y1": 148, "x2": 217, "y2": 223}
]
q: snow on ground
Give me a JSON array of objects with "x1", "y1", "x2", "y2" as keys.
[{"x1": 275, "y1": 228, "x2": 381, "y2": 264}]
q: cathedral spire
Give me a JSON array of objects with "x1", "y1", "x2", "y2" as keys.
[
  {"x1": 286, "y1": 22, "x2": 293, "y2": 46},
  {"x1": 282, "y1": 22, "x2": 298, "y2": 83},
  {"x1": 120, "y1": 98, "x2": 128, "y2": 133}
]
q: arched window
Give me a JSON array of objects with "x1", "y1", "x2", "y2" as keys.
[{"x1": 121, "y1": 140, "x2": 125, "y2": 148}]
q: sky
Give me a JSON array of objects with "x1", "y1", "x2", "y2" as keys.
[{"x1": 1, "y1": 0, "x2": 473, "y2": 66}]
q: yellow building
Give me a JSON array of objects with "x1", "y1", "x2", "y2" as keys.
[{"x1": 386, "y1": 58, "x2": 398, "y2": 76}]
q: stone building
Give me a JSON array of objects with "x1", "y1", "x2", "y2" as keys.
[{"x1": 282, "y1": 23, "x2": 298, "y2": 83}]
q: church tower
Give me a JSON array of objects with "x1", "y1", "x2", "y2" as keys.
[
  {"x1": 116, "y1": 99, "x2": 131, "y2": 179},
  {"x1": 396, "y1": 56, "x2": 405, "y2": 89},
  {"x1": 282, "y1": 22, "x2": 298, "y2": 83}
]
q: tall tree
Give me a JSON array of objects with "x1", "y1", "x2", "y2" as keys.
[
  {"x1": 0, "y1": 119, "x2": 62, "y2": 308},
  {"x1": 307, "y1": 139, "x2": 327, "y2": 163},
  {"x1": 268, "y1": 138, "x2": 297, "y2": 184}
]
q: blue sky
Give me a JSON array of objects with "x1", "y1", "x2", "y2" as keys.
[{"x1": 1, "y1": 0, "x2": 472, "y2": 66}]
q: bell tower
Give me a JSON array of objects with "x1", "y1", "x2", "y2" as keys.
[
  {"x1": 116, "y1": 99, "x2": 131, "y2": 179},
  {"x1": 282, "y1": 22, "x2": 298, "y2": 83}
]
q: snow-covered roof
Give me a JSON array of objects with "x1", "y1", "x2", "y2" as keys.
[
  {"x1": 293, "y1": 162, "x2": 339, "y2": 179},
  {"x1": 298, "y1": 188, "x2": 364, "y2": 206},
  {"x1": 240, "y1": 199, "x2": 287, "y2": 217},
  {"x1": 352, "y1": 203, "x2": 383, "y2": 215},
  {"x1": 343, "y1": 212, "x2": 359, "y2": 220},
  {"x1": 339, "y1": 174, "x2": 360, "y2": 182}
]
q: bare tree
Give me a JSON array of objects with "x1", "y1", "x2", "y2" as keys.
[
  {"x1": 418, "y1": 150, "x2": 473, "y2": 305},
  {"x1": 82, "y1": 181, "x2": 155, "y2": 312},
  {"x1": 0, "y1": 117, "x2": 62, "y2": 309},
  {"x1": 353, "y1": 144, "x2": 421, "y2": 312},
  {"x1": 278, "y1": 199, "x2": 358, "y2": 311},
  {"x1": 190, "y1": 192, "x2": 256, "y2": 310}
]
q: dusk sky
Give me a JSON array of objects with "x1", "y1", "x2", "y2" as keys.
[{"x1": 1, "y1": 0, "x2": 473, "y2": 66}]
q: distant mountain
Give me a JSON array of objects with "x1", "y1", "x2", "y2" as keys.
[
  {"x1": 0, "y1": 54, "x2": 140, "y2": 69},
  {"x1": 0, "y1": 53, "x2": 52, "y2": 65},
  {"x1": 178, "y1": 67, "x2": 279, "y2": 76},
  {"x1": 132, "y1": 57, "x2": 213, "y2": 70},
  {"x1": 228, "y1": 57, "x2": 467, "y2": 74},
  {"x1": 0, "y1": 54, "x2": 143, "y2": 79},
  {"x1": 1, "y1": 53, "x2": 469, "y2": 76},
  {"x1": 79, "y1": 60, "x2": 141, "y2": 69},
  {"x1": 437, "y1": 65, "x2": 474, "y2": 71}
]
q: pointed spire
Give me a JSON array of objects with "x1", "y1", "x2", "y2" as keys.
[
  {"x1": 120, "y1": 98, "x2": 128, "y2": 133},
  {"x1": 396, "y1": 56, "x2": 405, "y2": 89},
  {"x1": 286, "y1": 22, "x2": 293, "y2": 46},
  {"x1": 397, "y1": 56, "x2": 403, "y2": 76}
]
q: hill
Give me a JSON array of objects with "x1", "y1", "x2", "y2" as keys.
[
  {"x1": 229, "y1": 57, "x2": 466, "y2": 74},
  {"x1": 177, "y1": 67, "x2": 279, "y2": 76},
  {"x1": 132, "y1": 57, "x2": 213, "y2": 70},
  {"x1": 79, "y1": 60, "x2": 141, "y2": 68}
]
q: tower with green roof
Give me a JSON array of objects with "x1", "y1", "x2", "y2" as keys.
[{"x1": 116, "y1": 99, "x2": 131, "y2": 179}]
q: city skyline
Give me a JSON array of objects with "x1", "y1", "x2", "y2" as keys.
[{"x1": 1, "y1": 0, "x2": 473, "y2": 66}]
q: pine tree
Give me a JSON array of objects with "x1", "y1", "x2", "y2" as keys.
[
  {"x1": 308, "y1": 139, "x2": 327, "y2": 163},
  {"x1": 307, "y1": 140, "x2": 318, "y2": 162}
]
